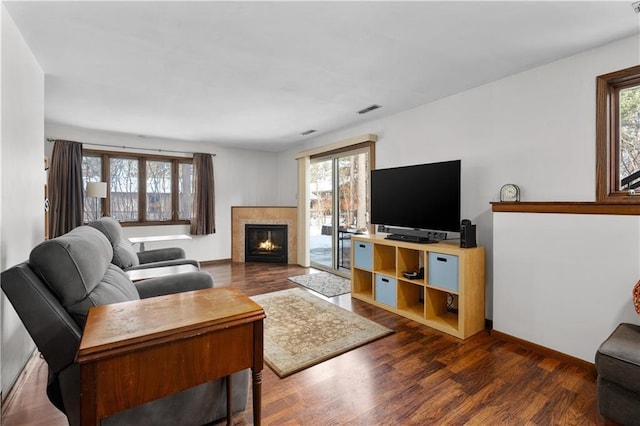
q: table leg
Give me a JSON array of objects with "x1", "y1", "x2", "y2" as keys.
[
  {"x1": 252, "y1": 369, "x2": 262, "y2": 426},
  {"x1": 253, "y1": 319, "x2": 263, "y2": 426}
]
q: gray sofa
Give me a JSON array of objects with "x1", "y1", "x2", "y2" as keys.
[
  {"x1": 1, "y1": 225, "x2": 248, "y2": 426},
  {"x1": 596, "y1": 322, "x2": 640, "y2": 425},
  {"x1": 88, "y1": 216, "x2": 199, "y2": 271}
]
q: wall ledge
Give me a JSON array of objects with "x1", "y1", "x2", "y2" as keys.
[{"x1": 491, "y1": 201, "x2": 640, "y2": 215}]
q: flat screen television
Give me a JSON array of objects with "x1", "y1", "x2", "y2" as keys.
[{"x1": 370, "y1": 160, "x2": 461, "y2": 234}]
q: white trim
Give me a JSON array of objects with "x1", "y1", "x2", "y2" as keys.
[{"x1": 296, "y1": 157, "x2": 310, "y2": 267}]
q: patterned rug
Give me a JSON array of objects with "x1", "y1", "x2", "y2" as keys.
[
  {"x1": 287, "y1": 272, "x2": 351, "y2": 297},
  {"x1": 251, "y1": 288, "x2": 393, "y2": 377}
]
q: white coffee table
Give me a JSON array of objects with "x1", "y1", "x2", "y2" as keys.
[{"x1": 128, "y1": 234, "x2": 192, "y2": 251}]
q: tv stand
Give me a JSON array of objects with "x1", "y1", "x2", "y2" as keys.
[
  {"x1": 385, "y1": 234, "x2": 437, "y2": 244},
  {"x1": 351, "y1": 234, "x2": 486, "y2": 339}
]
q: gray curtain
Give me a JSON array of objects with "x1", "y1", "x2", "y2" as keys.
[
  {"x1": 190, "y1": 153, "x2": 215, "y2": 235},
  {"x1": 48, "y1": 140, "x2": 83, "y2": 238}
]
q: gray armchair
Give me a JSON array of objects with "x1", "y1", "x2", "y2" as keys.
[
  {"x1": 596, "y1": 323, "x2": 640, "y2": 425},
  {"x1": 88, "y1": 216, "x2": 199, "y2": 271},
  {"x1": 1, "y1": 226, "x2": 248, "y2": 426}
]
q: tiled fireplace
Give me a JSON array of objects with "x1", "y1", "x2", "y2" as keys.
[{"x1": 231, "y1": 206, "x2": 297, "y2": 264}]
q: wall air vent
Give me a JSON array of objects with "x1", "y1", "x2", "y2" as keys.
[
  {"x1": 357, "y1": 104, "x2": 382, "y2": 115},
  {"x1": 301, "y1": 129, "x2": 317, "y2": 136}
]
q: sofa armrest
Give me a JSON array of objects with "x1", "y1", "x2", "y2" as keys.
[
  {"x1": 135, "y1": 271, "x2": 213, "y2": 299},
  {"x1": 137, "y1": 247, "x2": 186, "y2": 264},
  {"x1": 126, "y1": 258, "x2": 200, "y2": 271}
]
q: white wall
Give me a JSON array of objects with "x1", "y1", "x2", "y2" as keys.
[
  {"x1": 45, "y1": 122, "x2": 282, "y2": 261},
  {"x1": 494, "y1": 213, "x2": 640, "y2": 362},
  {"x1": 277, "y1": 34, "x2": 640, "y2": 339},
  {"x1": 1, "y1": 4, "x2": 44, "y2": 396}
]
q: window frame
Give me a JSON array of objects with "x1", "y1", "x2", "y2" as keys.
[
  {"x1": 83, "y1": 149, "x2": 193, "y2": 226},
  {"x1": 596, "y1": 64, "x2": 640, "y2": 203}
]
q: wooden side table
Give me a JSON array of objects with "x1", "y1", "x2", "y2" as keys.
[{"x1": 76, "y1": 287, "x2": 265, "y2": 425}]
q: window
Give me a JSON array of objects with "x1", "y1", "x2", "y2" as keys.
[
  {"x1": 596, "y1": 64, "x2": 640, "y2": 202},
  {"x1": 82, "y1": 155, "x2": 103, "y2": 222},
  {"x1": 82, "y1": 150, "x2": 193, "y2": 224},
  {"x1": 146, "y1": 160, "x2": 171, "y2": 221},
  {"x1": 178, "y1": 162, "x2": 194, "y2": 220},
  {"x1": 111, "y1": 157, "x2": 139, "y2": 221}
]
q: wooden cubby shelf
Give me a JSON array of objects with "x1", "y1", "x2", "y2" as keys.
[{"x1": 351, "y1": 234, "x2": 486, "y2": 339}]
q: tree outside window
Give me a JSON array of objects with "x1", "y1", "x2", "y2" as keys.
[
  {"x1": 146, "y1": 160, "x2": 172, "y2": 221},
  {"x1": 110, "y1": 158, "x2": 139, "y2": 222},
  {"x1": 179, "y1": 162, "x2": 194, "y2": 220},
  {"x1": 82, "y1": 155, "x2": 102, "y2": 221},
  {"x1": 618, "y1": 85, "x2": 640, "y2": 190}
]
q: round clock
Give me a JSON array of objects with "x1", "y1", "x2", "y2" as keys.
[{"x1": 500, "y1": 184, "x2": 520, "y2": 202}]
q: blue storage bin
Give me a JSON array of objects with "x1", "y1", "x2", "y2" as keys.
[
  {"x1": 428, "y1": 252, "x2": 459, "y2": 292},
  {"x1": 353, "y1": 241, "x2": 373, "y2": 270},
  {"x1": 375, "y1": 274, "x2": 397, "y2": 307}
]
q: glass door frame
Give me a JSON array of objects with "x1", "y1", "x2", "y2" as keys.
[{"x1": 309, "y1": 145, "x2": 372, "y2": 277}]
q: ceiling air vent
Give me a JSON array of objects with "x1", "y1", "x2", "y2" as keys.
[
  {"x1": 357, "y1": 104, "x2": 382, "y2": 115},
  {"x1": 301, "y1": 129, "x2": 317, "y2": 136}
]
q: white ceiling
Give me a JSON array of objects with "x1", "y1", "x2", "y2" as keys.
[{"x1": 4, "y1": 1, "x2": 639, "y2": 152}]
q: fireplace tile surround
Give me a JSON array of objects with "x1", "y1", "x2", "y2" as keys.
[{"x1": 231, "y1": 206, "x2": 297, "y2": 264}]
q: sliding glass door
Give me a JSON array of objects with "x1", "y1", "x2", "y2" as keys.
[{"x1": 309, "y1": 149, "x2": 370, "y2": 276}]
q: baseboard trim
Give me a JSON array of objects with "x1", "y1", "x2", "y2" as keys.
[
  {"x1": 199, "y1": 258, "x2": 232, "y2": 266},
  {"x1": 491, "y1": 329, "x2": 596, "y2": 375},
  {"x1": 2, "y1": 349, "x2": 38, "y2": 406}
]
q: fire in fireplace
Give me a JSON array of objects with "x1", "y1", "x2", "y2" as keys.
[{"x1": 245, "y1": 224, "x2": 288, "y2": 263}]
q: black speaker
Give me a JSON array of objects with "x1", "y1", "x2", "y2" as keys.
[{"x1": 460, "y1": 219, "x2": 477, "y2": 248}]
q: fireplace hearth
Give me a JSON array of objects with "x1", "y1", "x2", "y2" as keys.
[{"x1": 245, "y1": 224, "x2": 288, "y2": 263}]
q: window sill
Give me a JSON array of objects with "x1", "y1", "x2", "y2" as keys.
[
  {"x1": 120, "y1": 221, "x2": 191, "y2": 227},
  {"x1": 490, "y1": 201, "x2": 640, "y2": 215}
]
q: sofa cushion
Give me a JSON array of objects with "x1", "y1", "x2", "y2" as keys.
[
  {"x1": 113, "y1": 239, "x2": 140, "y2": 269},
  {"x1": 596, "y1": 323, "x2": 640, "y2": 394},
  {"x1": 29, "y1": 226, "x2": 139, "y2": 328},
  {"x1": 88, "y1": 216, "x2": 140, "y2": 269}
]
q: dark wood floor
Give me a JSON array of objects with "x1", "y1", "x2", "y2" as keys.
[{"x1": 2, "y1": 262, "x2": 614, "y2": 425}]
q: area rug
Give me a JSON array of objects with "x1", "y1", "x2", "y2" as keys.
[
  {"x1": 251, "y1": 288, "x2": 393, "y2": 377},
  {"x1": 287, "y1": 271, "x2": 351, "y2": 298}
]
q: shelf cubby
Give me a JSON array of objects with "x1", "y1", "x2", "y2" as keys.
[
  {"x1": 424, "y1": 287, "x2": 458, "y2": 334},
  {"x1": 373, "y1": 244, "x2": 396, "y2": 276},
  {"x1": 397, "y1": 247, "x2": 423, "y2": 283},
  {"x1": 397, "y1": 279, "x2": 425, "y2": 320},
  {"x1": 352, "y1": 267, "x2": 373, "y2": 301}
]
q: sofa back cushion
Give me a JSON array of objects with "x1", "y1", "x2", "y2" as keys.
[
  {"x1": 88, "y1": 216, "x2": 140, "y2": 269},
  {"x1": 29, "y1": 226, "x2": 139, "y2": 328}
]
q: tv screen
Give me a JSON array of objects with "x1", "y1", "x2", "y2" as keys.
[{"x1": 370, "y1": 160, "x2": 461, "y2": 233}]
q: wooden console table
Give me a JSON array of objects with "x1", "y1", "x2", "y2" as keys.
[{"x1": 76, "y1": 287, "x2": 265, "y2": 425}]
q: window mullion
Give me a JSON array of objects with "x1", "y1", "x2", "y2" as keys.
[
  {"x1": 102, "y1": 154, "x2": 110, "y2": 216},
  {"x1": 139, "y1": 158, "x2": 146, "y2": 223},
  {"x1": 172, "y1": 160, "x2": 179, "y2": 222}
]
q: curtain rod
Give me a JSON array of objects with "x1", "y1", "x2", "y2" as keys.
[{"x1": 46, "y1": 138, "x2": 216, "y2": 157}]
